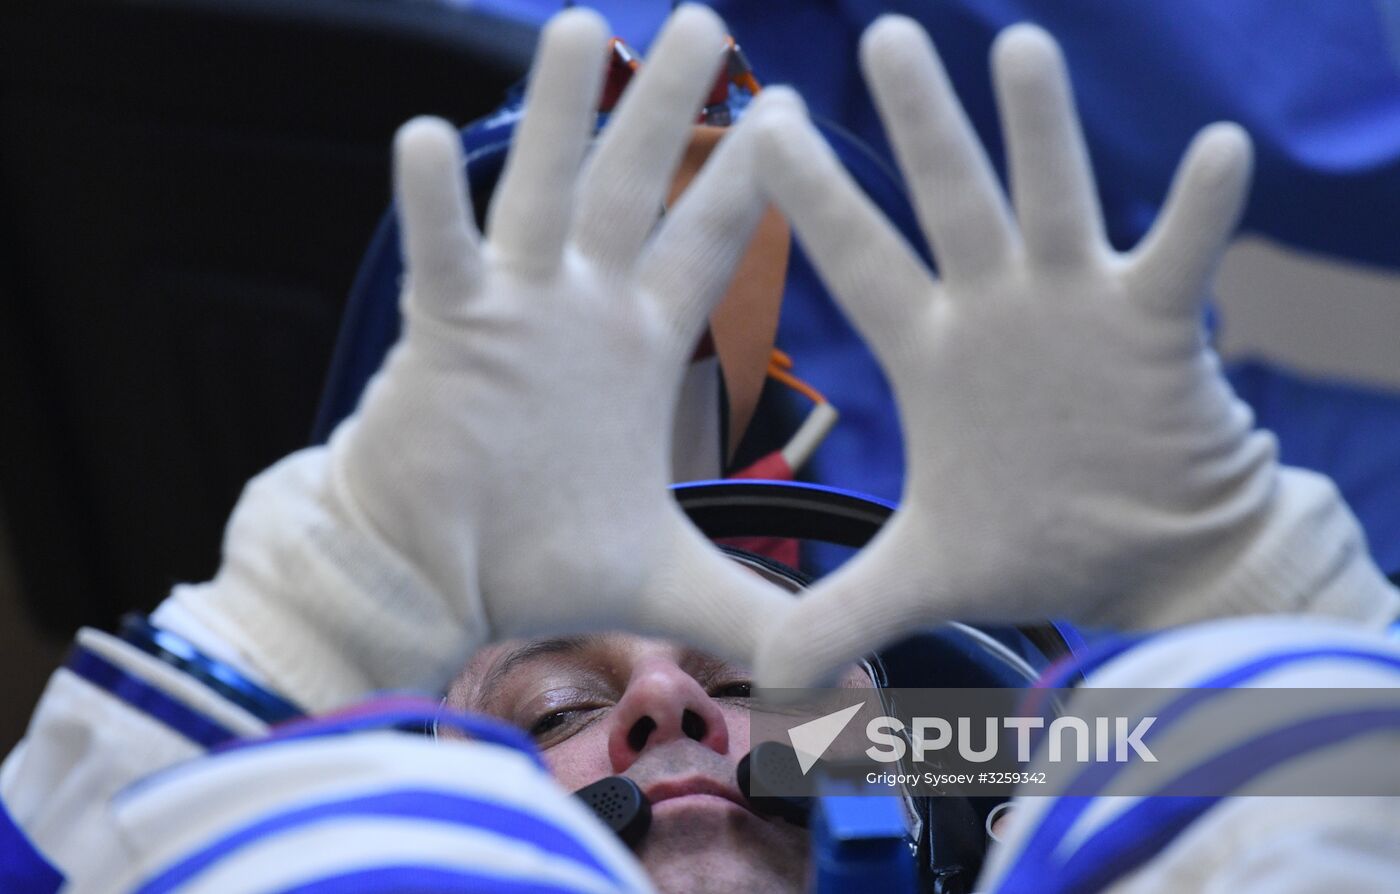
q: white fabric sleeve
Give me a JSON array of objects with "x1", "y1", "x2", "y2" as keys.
[
  {"x1": 90, "y1": 728, "x2": 654, "y2": 893},
  {"x1": 978, "y1": 618, "x2": 1400, "y2": 894},
  {"x1": 1108, "y1": 797, "x2": 1400, "y2": 894},
  {"x1": 0, "y1": 629, "x2": 268, "y2": 889},
  {"x1": 151, "y1": 448, "x2": 467, "y2": 714},
  {"x1": 2, "y1": 629, "x2": 652, "y2": 894}
]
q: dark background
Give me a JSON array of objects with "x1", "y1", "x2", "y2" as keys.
[{"x1": 0, "y1": 0, "x2": 535, "y2": 750}]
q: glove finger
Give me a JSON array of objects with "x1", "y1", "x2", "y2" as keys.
[
  {"x1": 1126, "y1": 122, "x2": 1253, "y2": 316},
  {"x1": 861, "y1": 16, "x2": 1017, "y2": 285},
  {"x1": 394, "y1": 117, "x2": 484, "y2": 319},
  {"x1": 754, "y1": 522, "x2": 949, "y2": 689},
  {"x1": 638, "y1": 88, "x2": 799, "y2": 350},
  {"x1": 485, "y1": 8, "x2": 608, "y2": 272},
  {"x1": 754, "y1": 100, "x2": 936, "y2": 367},
  {"x1": 573, "y1": 4, "x2": 728, "y2": 272},
  {"x1": 638, "y1": 517, "x2": 798, "y2": 669},
  {"x1": 992, "y1": 24, "x2": 1105, "y2": 267}
]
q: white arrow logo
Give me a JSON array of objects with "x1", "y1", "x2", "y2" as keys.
[{"x1": 787, "y1": 703, "x2": 865, "y2": 775}]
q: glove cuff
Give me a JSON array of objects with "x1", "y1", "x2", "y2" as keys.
[
  {"x1": 1129, "y1": 465, "x2": 1400, "y2": 630},
  {"x1": 153, "y1": 449, "x2": 478, "y2": 713}
]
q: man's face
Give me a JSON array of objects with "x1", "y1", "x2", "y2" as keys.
[{"x1": 447, "y1": 632, "x2": 871, "y2": 894}]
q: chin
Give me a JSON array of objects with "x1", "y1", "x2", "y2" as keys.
[{"x1": 636, "y1": 799, "x2": 809, "y2": 894}]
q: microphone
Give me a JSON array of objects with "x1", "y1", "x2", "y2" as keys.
[
  {"x1": 736, "y1": 741, "x2": 814, "y2": 827},
  {"x1": 574, "y1": 776, "x2": 651, "y2": 846}
]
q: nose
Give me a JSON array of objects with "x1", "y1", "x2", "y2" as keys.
[{"x1": 607, "y1": 656, "x2": 730, "y2": 773}]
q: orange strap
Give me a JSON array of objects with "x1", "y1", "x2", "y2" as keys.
[{"x1": 667, "y1": 125, "x2": 792, "y2": 461}]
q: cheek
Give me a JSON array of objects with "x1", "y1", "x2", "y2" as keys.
[
  {"x1": 539, "y1": 724, "x2": 615, "y2": 791},
  {"x1": 721, "y1": 704, "x2": 751, "y2": 757}
]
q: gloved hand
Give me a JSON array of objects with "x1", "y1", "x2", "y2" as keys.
[
  {"x1": 752, "y1": 18, "x2": 1399, "y2": 687},
  {"x1": 154, "y1": 5, "x2": 796, "y2": 711}
]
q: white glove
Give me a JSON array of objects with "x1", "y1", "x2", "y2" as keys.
[
  {"x1": 752, "y1": 18, "x2": 1399, "y2": 687},
  {"x1": 154, "y1": 5, "x2": 796, "y2": 711}
]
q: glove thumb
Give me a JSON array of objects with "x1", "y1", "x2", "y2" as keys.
[
  {"x1": 637, "y1": 517, "x2": 798, "y2": 669},
  {"x1": 754, "y1": 524, "x2": 953, "y2": 688}
]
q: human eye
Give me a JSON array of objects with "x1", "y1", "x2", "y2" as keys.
[
  {"x1": 710, "y1": 680, "x2": 753, "y2": 700},
  {"x1": 520, "y1": 689, "x2": 609, "y2": 745},
  {"x1": 529, "y1": 705, "x2": 601, "y2": 739}
]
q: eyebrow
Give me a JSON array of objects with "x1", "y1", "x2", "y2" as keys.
[
  {"x1": 477, "y1": 635, "x2": 597, "y2": 699},
  {"x1": 678, "y1": 648, "x2": 746, "y2": 684}
]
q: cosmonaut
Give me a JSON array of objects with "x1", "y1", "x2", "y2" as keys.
[{"x1": 2, "y1": 5, "x2": 1398, "y2": 894}]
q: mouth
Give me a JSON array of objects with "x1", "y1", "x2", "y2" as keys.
[{"x1": 644, "y1": 777, "x2": 751, "y2": 813}]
